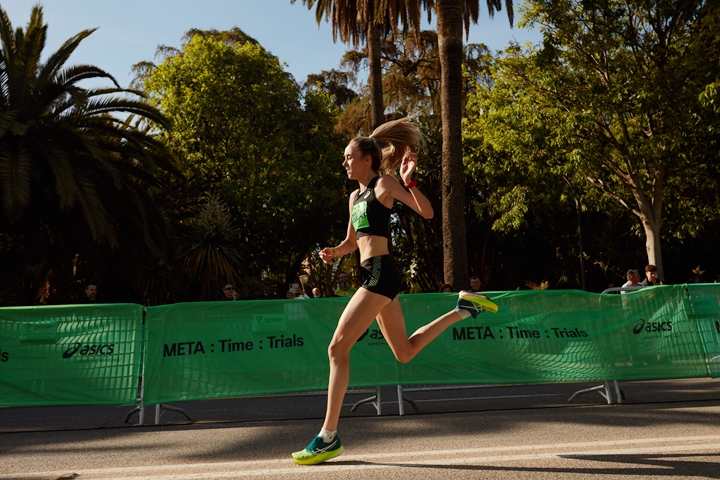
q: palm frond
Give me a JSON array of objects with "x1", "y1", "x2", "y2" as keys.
[
  {"x1": 0, "y1": 110, "x2": 18, "y2": 136},
  {"x1": 39, "y1": 142, "x2": 77, "y2": 208},
  {"x1": 38, "y1": 29, "x2": 104, "y2": 86},
  {"x1": 0, "y1": 143, "x2": 33, "y2": 220},
  {"x1": 54, "y1": 63, "x2": 118, "y2": 89},
  {"x1": 82, "y1": 95, "x2": 170, "y2": 129},
  {"x1": 73, "y1": 169, "x2": 117, "y2": 245}
]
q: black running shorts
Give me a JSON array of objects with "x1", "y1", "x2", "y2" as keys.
[{"x1": 360, "y1": 255, "x2": 401, "y2": 300}]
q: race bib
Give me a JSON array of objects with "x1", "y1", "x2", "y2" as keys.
[{"x1": 352, "y1": 201, "x2": 369, "y2": 231}]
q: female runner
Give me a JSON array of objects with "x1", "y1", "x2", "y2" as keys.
[{"x1": 292, "y1": 117, "x2": 498, "y2": 465}]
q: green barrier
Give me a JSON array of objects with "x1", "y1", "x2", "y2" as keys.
[
  {"x1": 144, "y1": 285, "x2": 711, "y2": 405},
  {"x1": 686, "y1": 284, "x2": 720, "y2": 378},
  {"x1": 1, "y1": 285, "x2": 714, "y2": 408},
  {"x1": 144, "y1": 298, "x2": 345, "y2": 404},
  {"x1": 396, "y1": 285, "x2": 708, "y2": 385},
  {"x1": 0, "y1": 304, "x2": 143, "y2": 406}
]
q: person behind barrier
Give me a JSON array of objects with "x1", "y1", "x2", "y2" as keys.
[
  {"x1": 621, "y1": 269, "x2": 642, "y2": 293},
  {"x1": 312, "y1": 287, "x2": 323, "y2": 298},
  {"x1": 287, "y1": 284, "x2": 309, "y2": 299},
  {"x1": 291, "y1": 117, "x2": 500, "y2": 466},
  {"x1": 440, "y1": 283, "x2": 453, "y2": 293},
  {"x1": 80, "y1": 283, "x2": 98, "y2": 303},
  {"x1": 641, "y1": 264, "x2": 663, "y2": 286},
  {"x1": 219, "y1": 283, "x2": 237, "y2": 301},
  {"x1": 469, "y1": 276, "x2": 482, "y2": 293},
  {"x1": 332, "y1": 271, "x2": 357, "y2": 298}
]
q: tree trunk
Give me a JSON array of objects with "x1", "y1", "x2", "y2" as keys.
[
  {"x1": 575, "y1": 197, "x2": 586, "y2": 290},
  {"x1": 630, "y1": 164, "x2": 665, "y2": 282},
  {"x1": 437, "y1": 0, "x2": 469, "y2": 290},
  {"x1": 642, "y1": 216, "x2": 664, "y2": 282},
  {"x1": 368, "y1": 23, "x2": 384, "y2": 130}
]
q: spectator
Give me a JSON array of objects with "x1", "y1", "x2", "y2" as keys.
[
  {"x1": 440, "y1": 284, "x2": 453, "y2": 293},
  {"x1": 469, "y1": 276, "x2": 482, "y2": 293},
  {"x1": 312, "y1": 287, "x2": 323, "y2": 298},
  {"x1": 81, "y1": 283, "x2": 98, "y2": 303},
  {"x1": 621, "y1": 269, "x2": 642, "y2": 294},
  {"x1": 287, "y1": 284, "x2": 309, "y2": 299},
  {"x1": 333, "y1": 272, "x2": 357, "y2": 298},
  {"x1": 219, "y1": 283, "x2": 237, "y2": 301},
  {"x1": 641, "y1": 264, "x2": 663, "y2": 286}
]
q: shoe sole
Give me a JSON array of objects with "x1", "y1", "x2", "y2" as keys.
[
  {"x1": 459, "y1": 291, "x2": 499, "y2": 313},
  {"x1": 292, "y1": 446, "x2": 343, "y2": 465}
]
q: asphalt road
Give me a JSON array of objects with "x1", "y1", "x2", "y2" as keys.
[{"x1": 1, "y1": 378, "x2": 719, "y2": 480}]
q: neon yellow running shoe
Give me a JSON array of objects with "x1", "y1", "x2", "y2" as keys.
[
  {"x1": 292, "y1": 435, "x2": 343, "y2": 465},
  {"x1": 457, "y1": 290, "x2": 499, "y2": 316}
]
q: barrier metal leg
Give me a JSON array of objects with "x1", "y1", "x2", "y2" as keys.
[
  {"x1": 124, "y1": 406, "x2": 140, "y2": 424},
  {"x1": 396, "y1": 385, "x2": 418, "y2": 416},
  {"x1": 153, "y1": 404, "x2": 194, "y2": 425},
  {"x1": 125, "y1": 386, "x2": 145, "y2": 426},
  {"x1": 568, "y1": 381, "x2": 615, "y2": 404},
  {"x1": 124, "y1": 403, "x2": 147, "y2": 426},
  {"x1": 351, "y1": 387, "x2": 382, "y2": 415},
  {"x1": 614, "y1": 380, "x2": 624, "y2": 403},
  {"x1": 397, "y1": 385, "x2": 404, "y2": 416}
]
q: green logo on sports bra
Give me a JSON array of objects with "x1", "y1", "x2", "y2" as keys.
[{"x1": 352, "y1": 201, "x2": 369, "y2": 231}]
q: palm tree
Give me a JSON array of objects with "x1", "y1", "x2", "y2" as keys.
[
  {"x1": 292, "y1": 0, "x2": 388, "y2": 130},
  {"x1": 177, "y1": 194, "x2": 245, "y2": 301},
  {"x1": 380, "y1": 0, "x2": 512, "y2": 290},
  {"x1": 0, "y1": 6, "x2": 180, "y2": 304}
]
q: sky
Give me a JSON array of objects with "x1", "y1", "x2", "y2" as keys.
[{"x1": 2, "y1": 0, "x2": 543, "y2": 88}]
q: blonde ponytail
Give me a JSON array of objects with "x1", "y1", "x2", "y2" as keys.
[
  {"x1": 371, "y1": 117, "x2": 424, "y2": 175},
  {"x1": 350, "y1": 117, "x2": 425, "y2": 175}
]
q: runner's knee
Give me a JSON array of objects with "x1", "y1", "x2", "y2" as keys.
[{"x1": 327, "y1": 339, "x2": 351, "y2": 363}]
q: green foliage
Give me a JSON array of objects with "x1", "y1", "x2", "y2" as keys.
[
  {"x1": 139, "y1": 33, "x2": 348, "y2": 298},
  {"x1": 465, "y1": 0, "x2": 720, "y2": 280},
  {"x1": 177, "y1": 194, "x2": 244, "y2": 301}
]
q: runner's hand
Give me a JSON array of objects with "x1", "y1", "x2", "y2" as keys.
[{"x1": 400, "y1": 151, "x2": 417, "y2": 185}]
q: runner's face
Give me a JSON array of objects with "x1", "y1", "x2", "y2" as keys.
[{"x1": 342, "y1": 144, "x2": 369, "y2": 180}]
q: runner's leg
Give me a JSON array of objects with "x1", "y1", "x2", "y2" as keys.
[
  {"x1": 322, "y1": 288, "x2": 391, "y2": 431},
  {"x1": 375, "y1": 297, "x2": 464, "y2": 364}
]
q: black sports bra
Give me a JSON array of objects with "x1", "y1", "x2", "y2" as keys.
[{"x1": 351, "y1": 177, "x2": 392, "y2": 239}]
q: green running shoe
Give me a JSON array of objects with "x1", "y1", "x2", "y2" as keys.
[
  {"x1": 457, "y1": 290, "x2": 499, "y2": 317},
  {"x1": 292, "y1": 435, "x2": 343, "y2": 465}
]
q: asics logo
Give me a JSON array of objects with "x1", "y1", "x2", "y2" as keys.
[{"x1": 312, "y1": 438, "x2": 339, "y2": 454}]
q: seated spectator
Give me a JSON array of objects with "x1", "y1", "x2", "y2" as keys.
[
  {"x1": 440, "y1": 284, "x2": 453, "y2": 293},
  {"x1": 641, "y1": 264, "x2": 663, "y2": 286},
  {"x1": 219, "y1": 283, "x2": 237, "y2": 301},
  {"x1": 312, "y1": 287, "x2": 322, "y2": 298},
  {"x1": 469, "y1": 276, "x2": 482, "y2": 292},
  {"x1": 621, "y1": 269, "x2": 642, "y2": 294},
  {"x1": 333, "y1": 272, "x2": 357, "y2": 297},
  {"x1": 81, "y1": 283, "x2": 98, "y2": 303},
  {"x1": 287, "y1": 284, "x2": 309, "y2": 299}
]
